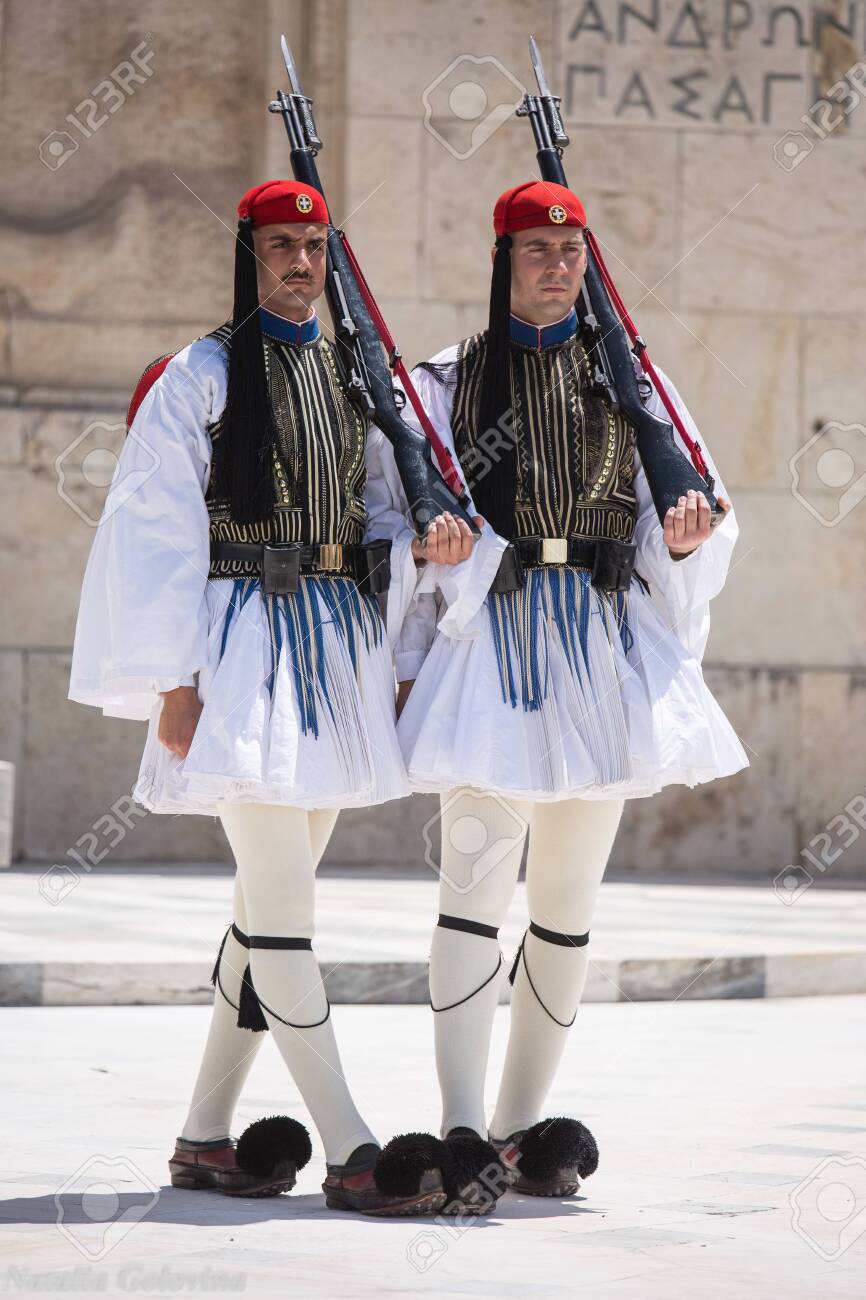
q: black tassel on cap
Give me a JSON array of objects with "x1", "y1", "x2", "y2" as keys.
[
  {"x1": 237, "y1": 962, "x2": 269, "y2": 1033},
  {"x1": 217, "y1": 216, "x2": 277, "y2": 524},
  {"x1": 474, "y1": 232, "x2": 517, "y2": 539}
]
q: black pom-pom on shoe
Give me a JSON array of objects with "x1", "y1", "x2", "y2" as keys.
[
  {"x1": 518, "y1": 1117, "x2": 598, "y2": 1182},
  {"x1": 235, "y1": 1115, "x2": 312, "y2": 1178},
  {"x1": 372, "y1": 1132, "x2": 445, "y2": 1197},
  {"x1": 441, "y1": 1132, "x2": 507, "y2": 1214},
  {"x1": 498, "y1": 1116, "x2": 598, "y2": 1195}
]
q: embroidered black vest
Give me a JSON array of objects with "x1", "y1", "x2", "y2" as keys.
[
  {"x1": 449, "y1": 326, "x2": 638, "y2": 544},
  {"x1": 204, "y1": 322, "x2": 369, "y2": 581}
]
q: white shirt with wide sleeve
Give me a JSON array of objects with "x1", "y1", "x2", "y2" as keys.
[
  {"x1": 388, "y1": 343, "x2": 749, "y2": 801},
  {"x1": 68, "y1": 337, "x2": 222, "y2": 720},
  {"x1": 67, "y1": 335, "x2": 411, "y2": 814}
]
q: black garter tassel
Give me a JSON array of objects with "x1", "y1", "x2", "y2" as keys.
[{"x1": 237, "y1": 963, "x2": 269, "y2": 1033}]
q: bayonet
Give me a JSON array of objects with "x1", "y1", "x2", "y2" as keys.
[
  {"x1": 268, "y1": 36, "x2": 475, "y2": 534},
  {"x1": 516, "y1": 36, "x2": 721, "y2": 525},
  {"x1": 523, "y1": 35, "x2": 569, "y2": 148}
]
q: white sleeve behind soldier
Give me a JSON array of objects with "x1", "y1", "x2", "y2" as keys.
[
  {"x1": 363, "y1": 366, "x2": 454, "y2": 683},
  {"x1": 68, "y1": 340, "x2": 222, "y2": 720},
  {"x1": 384, "y1": 356, "x2": 507, "y2": 644},
  {"x1": 631, "y1": 363, "x2": 739, "y2": 663}
]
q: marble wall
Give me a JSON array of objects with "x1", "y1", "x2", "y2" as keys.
[{"x1": 1, "y1": 0, "x2": 864, "y2": 881}]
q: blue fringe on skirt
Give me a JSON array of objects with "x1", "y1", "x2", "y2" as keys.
[
  {"x1": 487, "y1": 566, "x2": 633, "y2": 712},
  {"x1": 217, "y1": 575, "x2": 383, "y2": 738}
]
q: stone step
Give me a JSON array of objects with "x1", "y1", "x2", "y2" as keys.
[
  {"x1": 3, "y1": 949, "x2": 866, "y2": 1006},
  {"x1": 3, "y1": 867, "x2": 865, "y2": 1005}
]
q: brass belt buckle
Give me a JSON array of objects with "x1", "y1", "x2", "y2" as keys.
[
  {"x1": 315, "y1": 543, "x2": 344, "y2": 571},
  {"x1": 541, "y1": 537, "x2": 568, "y2": 565}
]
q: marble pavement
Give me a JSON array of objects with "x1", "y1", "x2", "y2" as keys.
[{"x1": 1, "y1": 995, "x2": 865, "y2": 1298}]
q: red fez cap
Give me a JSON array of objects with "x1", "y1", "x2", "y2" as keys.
[
  {"x1": 237, "y1": 179, "x2": 330, "y2": 227},
  {"x1": 493, "y1": 181, "x2": 586, "y2": 238}
]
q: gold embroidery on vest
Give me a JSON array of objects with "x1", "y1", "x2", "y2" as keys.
[
  {"x1": 451, "y1": 330, "x2": 638, "y2": 544},
  {"x1": 204, "y1": 335, "x2": 369, "y2": 579}
]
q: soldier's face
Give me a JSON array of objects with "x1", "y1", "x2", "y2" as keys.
[
  {"x1": 253, "y1": 221, "x2": 328, "y2": 318},
  {"x1": 506, "y1": 225, "x2": 587, "y2": 325}
]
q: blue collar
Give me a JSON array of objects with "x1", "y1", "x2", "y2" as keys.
[
  {"x1": 509, "y1": 307, "x2": 578, "y2": 349},
  {"x1": 258, "y1": 306, "x2": 320, "y2": 345}
]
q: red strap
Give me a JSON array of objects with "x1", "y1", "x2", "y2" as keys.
[
  {"x1": 127, "y1": 353, "x2": 175, "y2": 429},
  {"x1": 338, "y1": 232, "x2": 470, "y2": 503},
  {"x1": 584, "y1": 230, "x2": 709, "y2": 480}
]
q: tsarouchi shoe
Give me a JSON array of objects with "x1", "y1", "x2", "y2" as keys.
[
  {"x1": 440, "y1": 1128, "x2": 509, "y2": 1215},
  {"x1": 323, "y1": 1140, "x2": 447, "y2": 1216},
  {"x1": 350, "y1": 1130, "x2": 506, "y2": 1218},
  {"x1": 169, "y1": 1115, "x2": 311, "y2": 1197},
  {"x1": 491, "y1": 1117, "x2": 599, "y2": 1197}
]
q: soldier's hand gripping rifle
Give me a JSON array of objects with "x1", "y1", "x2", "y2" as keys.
[
  {"x1": 517, "y1": 37, "x2": 723, "y2": 526},
  {"x1": 269, "y1": 37, "x2": 478, "y2": 537}
]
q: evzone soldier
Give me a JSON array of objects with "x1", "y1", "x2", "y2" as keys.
[
  {"x1": 68, "y1": 179, "x2": 481, "y2": 1216},
  {"x1": 380, "y1": 180, "x2": 750, "y2": 1210}
]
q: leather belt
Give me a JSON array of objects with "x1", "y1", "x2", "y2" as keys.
[
  {"x1": 209, "y1": 539, "x2": 391, "y2": 597},
  {"x1": 489, "y1": 536, "x2": 637, "y2": 595}
]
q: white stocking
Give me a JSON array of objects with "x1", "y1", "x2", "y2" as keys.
[
  {"x1": 180, "y1": 804, "x2": 373, "y2": 1166},
  {"x1": 429, "y1": 788, "x2": 530, "y2": 1139},
  {"x1": 179, "y1": 869, "x2": 260, "y2": 1143},
  {"x1": 489, "y1": 797, "x2": 624, "y2": 1140},
  {"x1": 180, "y1": 810, "x2": 336, "y2": 1141}
]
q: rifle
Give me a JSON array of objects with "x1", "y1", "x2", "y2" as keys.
[
  {"x1": 517, "y1": 37, "x2": 723, "y2": 526},
  {"x1": 268, "y1": 37, "x2": 478, "y2": 537}
]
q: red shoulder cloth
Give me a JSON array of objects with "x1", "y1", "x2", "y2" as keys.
[{"x1": 126, "y1": 353, "x2": 176, "y2": 429}]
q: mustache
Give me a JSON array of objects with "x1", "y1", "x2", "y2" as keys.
[{"x1": 282, "y1": 273, "x2": 312, "y2": 284}]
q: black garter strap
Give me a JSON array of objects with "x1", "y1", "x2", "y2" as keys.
[
  {"x1": 527, "y1": 920, "x2": 590, "y2": 948},
  {"x1": 250, "y1": 935, "x2": 313, "y2": 950},
  {"x1": 211, "y1": 922, "x2": 329, "y2": 1031},
  {"x1": 437, "y1": 913, "x2": 500, "y2": 940},
  {"x1": 430, "y1": 913, "x2": 502, "y2": 1012},
  {"x1": 507, "y1": 921, "x2": 591, "y2": 1029},
  {"x1": 231, "y1": 923, "x2": 312, "y2": 951}
]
